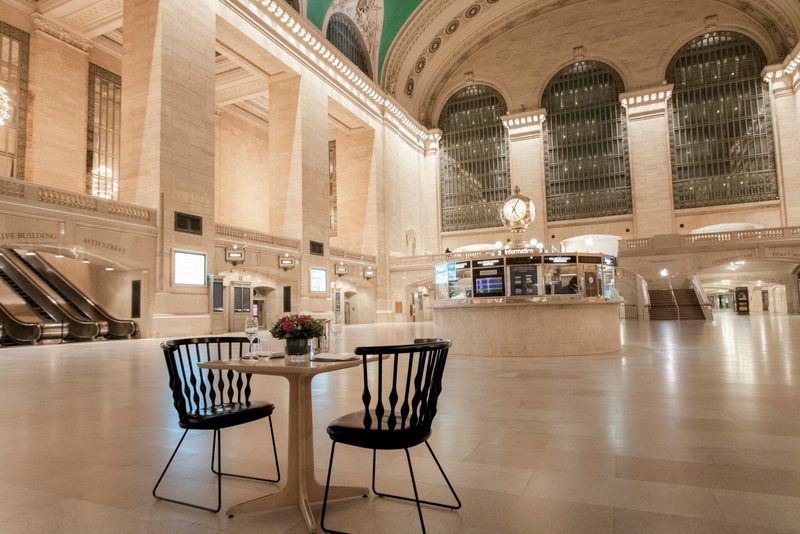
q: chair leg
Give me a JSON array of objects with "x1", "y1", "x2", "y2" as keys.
[
  {"x1": 371, "y1": 442, "x2": 461, "y2": 509},
  {"x1": 153, "y1": 428, "x2": 222, "y2": 513},
  {"x1": 211, "y1": 416, "x2": 281, "y2": 483},
  {"x1": 320, "y1": 441, "x2": 347, "y2": 534},
  {"x1": 404, "y1": 448, "x2": 426, "y2": 534}
]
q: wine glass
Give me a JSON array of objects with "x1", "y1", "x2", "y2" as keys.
[
  {"x1": 244, "y1": 316, "x2": 258, "y2": 359},
  {"x1": 330, "y1": 319, "x2": 343, "y2": 354}
]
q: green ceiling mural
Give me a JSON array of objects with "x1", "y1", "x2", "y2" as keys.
[{"x1": 306, "y1": 1, "x2": 423, "y2": 80}]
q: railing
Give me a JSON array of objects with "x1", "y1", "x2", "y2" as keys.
[
  {"x1": 329, "y1": 247, "x2": 376, "y2": 264},
  {"x1": 0, "y1": 177, "x2": 156, "y2": 225},
  {"x1": 619, "y1": 303, "x2": 639, "y2": 320},
  {"x1": 619, "y1": 226, "x2": 800, "y2": 253},
  {"x1": 391, "y1": 249, "x2": 500, "y2": 266},
  {"x1": 682, "y1": 227, "x2": 800, "y2": 246},
  {"x1": 215, "y1": 224, "x2": 301, "y2": 251}
]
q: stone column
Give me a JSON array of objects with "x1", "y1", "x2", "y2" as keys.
[
  {"x1": 120, "y1": 0, "x2": 217, "y2": 337},
  {"x1": 620, "y1": 86, "x2": 675, "y2": 238},
  {"x1": 27, "y1": 15, "x2": 91, "y2": 193},
  {"x1": 501, "y1": 109, "x2": 547, "y2": 245},
  {"x1": 267, "y1": 74, "x2": 330, "y2": 314},
  {"x1": 421, "y1": 129, "x2": 442, "y2": 253},
  {"x1": 765, "y1": 55, "x2": 800, "y2": 226}
]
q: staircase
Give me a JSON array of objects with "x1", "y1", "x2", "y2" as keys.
[{"x1": 648, "y1": 289, "x2": 706, "y2": 320}]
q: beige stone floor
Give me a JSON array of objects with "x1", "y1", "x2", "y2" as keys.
[{"x1": 0, "y1": 312, "x2": 798, "y2": 533}]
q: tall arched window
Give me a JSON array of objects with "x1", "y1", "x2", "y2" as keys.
[
  {"x1": 542, "y1": 61, "x2": 631, "y2": 221},
  {"x1": 667, "y1": 32, "x2": 778, "y2": 208},
  {"x1": 326, "y1": 13, "x2": 371, "y2": 79},
  {"x1": 438, "y1": 84, "x2": 510, "y2": 232}
]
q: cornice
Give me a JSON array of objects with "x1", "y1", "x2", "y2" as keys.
[
  {"x1": 501, "y1": 108, "x2": 546, "y2": 140},
  {"x1": 32, "y1": 13, "x2": 91, "y2": 53},
  {"x1": 223, "y1": 0, "x2": 432, "y2": 151},
  {"x1": 619, "y1": 85, "x2": 673, "y2": 120},
  {"x1": 763, "y1": 41, "x2": 800, "y2": 95}
]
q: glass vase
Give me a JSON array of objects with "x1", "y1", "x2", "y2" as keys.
[{"x1": 285, "y1": 338, "x2": 310, "y2": 364}]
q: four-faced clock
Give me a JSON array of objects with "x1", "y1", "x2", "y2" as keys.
[{"x1": 500, "y1": 186, "x2": 536, "y2": 234}]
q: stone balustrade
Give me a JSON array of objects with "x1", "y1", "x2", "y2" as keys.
[
  {"x1": 619, "y1": 226, "x2": 800, "y2": 254},
  {"x1": 214, "y1": 223, "x2": 301, "y2": 251},
  {"x1": 0, "y1": 177, "x2": 156, "y2": 225},
  {"x1": 329, "y1": 247, "x2": 376, "y2": 265}
]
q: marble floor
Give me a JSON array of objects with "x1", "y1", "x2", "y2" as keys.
[{"x1": 0, "y1": 312, "x2": 798, "y2": 533}]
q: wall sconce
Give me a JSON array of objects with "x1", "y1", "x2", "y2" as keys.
[
  {"x1": 363, "y1": 265, "x2": 376, "y2": 280},
  {"x1": 334, "y1": 262, "x2": 349, "y2": 277},
  {"x1": 225, "y1": 245, "x2": 245, "y2": 266},
  {"x1": 278, "y1": 252, "x2": 296, "y2": 271}
]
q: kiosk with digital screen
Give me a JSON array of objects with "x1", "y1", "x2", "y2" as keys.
[{"x1": 431, "y1": 249, "x2": 621, "y2": 357}]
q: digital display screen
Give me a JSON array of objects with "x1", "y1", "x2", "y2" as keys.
[
  {"x1": 543, "y1": 255, "x2": 577, "y2": 264},
  {"x1": 472, "y1": 258, "x2": 505, "y2": 268},
  {"x1": 310, "y1": 267, "x2": 328, "y2": 292},
  {"x1": 509, "y1": 265, "x2": 538, "y2": 296},
  {"x1": 475, "y1": 277, "x2": 504, "y2": 296},
  {"x1": 173, "y1": 251, "x2": 206, "y2": 286}
]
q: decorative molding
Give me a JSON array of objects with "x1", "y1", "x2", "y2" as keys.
[
  {"x1": 424, "y1": 128, "x2": 441, "y2": 155},
  {"x1": 619, "y1": 85, "x2": 673, "y2": 119},
  {"x1": 32, "y1": 13, "x2": 92, "y2": 52},
  {"x1": 501, "y1": 108, "x2": 546, "y2": 140},
  {"x1": 223, "y1": 0, "x2": 432, "y2": 151},
  {"x1": 763, "y1": 41, "x2": 800, "y2": 95}
]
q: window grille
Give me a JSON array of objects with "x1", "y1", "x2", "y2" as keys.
[
  {"x1": 542, "y1": 61, "x2": 632, "y2": 221},
  {"x1": 86, "y1": 64, "x2": 121, "y2": 200},
  {"x1": 329, "y1": 140, "x2": 337, "y2": 237},
  {"x1": 0, "y1": 22, "x2": 29, "y2": 179},
  {"x1": 666, "y1": 32, "x2": 778, "y2": 209},
  {"x1": 438, "y1": 84, "x2": 510, "y2": 232},
  {"x1": 326, "y1": 13, "x2": 371, "y2": 79}
]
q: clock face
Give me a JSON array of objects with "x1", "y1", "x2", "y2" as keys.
[{"x1": 503, "y1": 199, "x2": 527, "y2": 223}]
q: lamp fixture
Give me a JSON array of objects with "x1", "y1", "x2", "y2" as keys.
[
  {"x1": 659, "y1": 268, "x2": 669, "y2": 278},
  {"x1": 363, "y1": 266, "x2": 376, "y2": 280},
  {"x1": 104, "y1": 266, "x2": 114, "y2": 271},
  {"x1": 278, "y1": 252, "x2": 296, "y2": 271},
  {"x1": 334, "y1": 262, "x2": 349, "y2": 277}
]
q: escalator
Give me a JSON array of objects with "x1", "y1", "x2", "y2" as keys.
[
  {"x1": 0, "y1": 251, "x2": 102, "y2": 342},
  {"x1": 0, "y1": 269, "x2": 68, "y2": 344},
  {"x1": 10, "y1": 249, "x2": 137, "y2": 338}
]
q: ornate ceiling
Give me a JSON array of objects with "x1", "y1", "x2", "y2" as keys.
[{"x1": 376, "y1": 0, "x2": 800, "y2": 124}]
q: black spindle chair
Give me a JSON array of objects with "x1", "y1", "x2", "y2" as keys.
[
  {"x1": 153, "y1": 337, "x2": 281, "y2": 513},
  {"x1": 320, "y1": 339, "x2": 460, "y2": 533}
]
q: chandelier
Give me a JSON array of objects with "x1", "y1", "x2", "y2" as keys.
[{"x1": 0, "y1": 86, "x2": 10, "y2": 127}]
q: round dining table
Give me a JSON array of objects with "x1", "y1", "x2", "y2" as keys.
[{"x1": 198, "y1": 354, "x2": 380, "y2": 533}]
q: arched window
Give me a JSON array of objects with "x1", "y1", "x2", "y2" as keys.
[
  {"x1": 326, "y1": 13, "x2": 371, "y2": 79},
  {"x1": 438, "y1": 84, "x2": 510, "y2": 232},
  {"x1": 542, "y1": 61, "x2": 631, "y2": 221},
  {"x1": 667, "y1": 32, "x2": 777, "y2": 208}
]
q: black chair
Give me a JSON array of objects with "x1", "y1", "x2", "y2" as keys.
[
  {"x1": 320, "y1": 339, "x2": 460, "y2": 533},
  {"x1": 153, "y1": 337, "x2": 281, "y2": 513}
]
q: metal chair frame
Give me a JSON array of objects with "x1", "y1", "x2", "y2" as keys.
[
  {"x1": 153, "y1": 337, "x2": 281, "y2": 513},
  {"x1": 320, "y1": 339, "x2": 460, "y2": 533}
]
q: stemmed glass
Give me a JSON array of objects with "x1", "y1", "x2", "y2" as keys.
[
  {"x1": 244, "y1": 316, "x2": 258, "y2": 359},
  {"x1": 329, "y1": 317, "x2": 343, "y2": 354}
]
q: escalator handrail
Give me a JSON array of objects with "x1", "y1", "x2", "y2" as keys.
[
  {"x1": 0, "y1": 251, "x2": 100, "y2": 340},
  {"x1": 21, "y1": 251, "x2": 137, "y2": 338},
  {"x1": 0, "y1": 300, "x2": 44, "y2": 343}
]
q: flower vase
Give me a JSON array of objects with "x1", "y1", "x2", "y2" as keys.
[{"x1": 285, "y1": 338, "x2": 310, "y2": 364}]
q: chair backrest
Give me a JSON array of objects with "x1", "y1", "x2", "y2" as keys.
[
  {"x1": 161, "y1": 337, "x2": 254, "y2": 422},
  {"x1": 353, "y1": 340, "x2": 451, "y2": 433}
]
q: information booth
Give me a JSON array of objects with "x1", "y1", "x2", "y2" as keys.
[{"x1": 432, "y1": 249, "x2": 621, "y2": 357}]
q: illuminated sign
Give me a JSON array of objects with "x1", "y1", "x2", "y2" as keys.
[
  {"x1": 543, "y1": 255, "x2": 577, "y2": 264},
  {"x1": 471, "y1": 258, "x2": 505, "y2": 268}
]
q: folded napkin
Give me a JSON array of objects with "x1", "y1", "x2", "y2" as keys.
[{"x1": 313, "y1": 353, "x2": 359, "y2": 362}]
